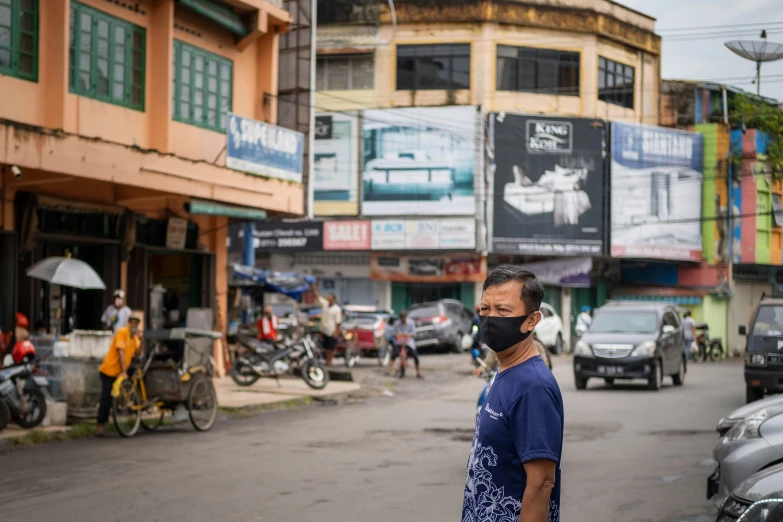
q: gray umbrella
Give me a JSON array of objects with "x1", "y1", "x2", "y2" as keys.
[{"x1": 26, "y1": 257, "x2": 106, "y2": 290}]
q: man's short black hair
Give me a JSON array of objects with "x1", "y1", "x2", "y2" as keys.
[
  {"x1": 684, "y1": 310, "x2": 692, "y2": 318},
  {"x1": 483, "y1": 265, "x2": 544, "y2": 314}
]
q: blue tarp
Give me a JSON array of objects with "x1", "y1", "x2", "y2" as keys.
[{"x1": 231, "y1": 264, "x2": 316, "y2": 301}]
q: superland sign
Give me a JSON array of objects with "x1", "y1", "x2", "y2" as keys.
[{"x1": 226, "y1": 113, "x2": 305, "y2": 183}]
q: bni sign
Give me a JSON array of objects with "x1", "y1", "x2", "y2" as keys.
[{"x1": 226, "y1": 113, "x2": 305, "y2": 183}]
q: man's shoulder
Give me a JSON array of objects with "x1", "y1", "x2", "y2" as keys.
[{"x1": 501, "y1": 361, "x2": 562, "y2": 401}]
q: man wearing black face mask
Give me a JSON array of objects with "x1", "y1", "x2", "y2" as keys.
[{"x1": 462, "y1": 266, "x2": 564, "y2": 522}]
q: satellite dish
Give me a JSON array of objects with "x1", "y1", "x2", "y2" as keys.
[{"x1": 725, "y1": 32, "x2": 783, "y2": 95}]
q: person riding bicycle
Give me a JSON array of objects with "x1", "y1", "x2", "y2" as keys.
[
  {"x1": 386, "y1": 310, "x2": 422, "y2": 379},
  {"x1": 96, "y1": 311, "x2": 143, "y2": 437}
]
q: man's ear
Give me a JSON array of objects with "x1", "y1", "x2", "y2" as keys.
[{"x1": 526, "y1": 311, "x2": 543, "y2": 331}]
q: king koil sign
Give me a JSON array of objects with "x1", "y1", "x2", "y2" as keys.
[{"x1": 526, "y1": 120, "x2": 573, "y2": 154}]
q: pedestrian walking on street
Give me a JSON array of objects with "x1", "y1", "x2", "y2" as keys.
[
  {"x1": 682, "y1": 310, "x2": 697, "y2": 360},
  {"x1": 102, "y1": 289, "x2": 132, "y2": 333},
  {"x1": 310, "y1": 283, "x2": 342, "y2": 367},
  {"x1": 463, "y1": 265, "x2": 564, "y2": 522},
  {"x1": 95, "y1": 311, "x2": 143, "y2": 437}
]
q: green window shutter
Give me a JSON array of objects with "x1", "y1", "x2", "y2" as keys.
[
  {"x1": 172, "y1": 39, "x2": 233, "y2": 133},
  {"x1": 0, "y1": 0, "x2": 38, "y2": 82},
  {"x1": 68, "y1": 1, "x2": 145, "y2": 111}
]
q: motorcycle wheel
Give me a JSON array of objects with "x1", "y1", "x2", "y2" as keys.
[
  {"x1": 0, "y1": 399, "x2": 9, "y2": 432},
  {"x1": 230, "y1": 361, "x2": 260, "y2": 387},
  {"x1": 188, "y1": 375, "x2": 218, "y2": 432},
  {"x1": 709, "y1": 342, "x2": 722, "y2": 362},
  {"x1": 13, "y1": 388, "x2": 47, "y2": 429},
  {"x1": 301, "y1": 359, "x2": 329, "y2": 390}
]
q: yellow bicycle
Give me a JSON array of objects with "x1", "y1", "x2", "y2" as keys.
[{"x1": 111, "y1": 328, "x2": 220, "y2": 438}]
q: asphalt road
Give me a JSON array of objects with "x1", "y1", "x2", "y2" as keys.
[{"x1": 0, "y1": 354, "x2": 745, "y2": 522}]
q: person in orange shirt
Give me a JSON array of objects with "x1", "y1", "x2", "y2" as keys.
[
  {"x1": 257, "y1": 305, "x2": 278, "y2": 342},
  {"x1": 96, "y1": 312, "x2": 143, "y2": 436}
]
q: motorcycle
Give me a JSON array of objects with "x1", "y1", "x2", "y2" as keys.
[
  {"x1": 0, "y1": 360, "x2": 48, "y2": 429},
  {"x1": 230, "y1": 334, "x2": 329, "y2": 390},
  {"x1": 695, "y1": 323, "x2": 723, "y2": 362},
  {"x1": 472, "y1": 348, "x2": 497, "y2": 419}
]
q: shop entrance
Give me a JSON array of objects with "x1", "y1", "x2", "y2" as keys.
[
  {"x1": 391, "y1": 282, "x2": 475, "y2": 312},
  {"x1": 128, "y1": 246, "x2": 215, "y2": 330}
]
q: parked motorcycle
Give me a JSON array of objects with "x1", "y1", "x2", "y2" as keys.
[
  {"x1": 231, "y1": 334, "x2": 329, "y2": 390},
  {"x1": 695, "y1": 323, "x2": 723, "y2": 362},
  {"x1": 0, "y1": 361, "x2": 48, "y2": 429}
]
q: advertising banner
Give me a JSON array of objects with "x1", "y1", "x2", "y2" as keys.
[
  {"x1": 611, "y1": 122, "x2": 704, "y2": 261},
  {"x1": 361, "y1": 106, "x2": 478, "y2": 216},
  {"x1": 323, "y1": 220, "x2": 371, "y2": 250},
  {"x1": 370, "y1": 254, "x2": 486, "y2": 283},
  {"x1": 226, "y1": 113, "x2": 305, "y2": 183},
  {"x1": 314, "y1": 112, "x2": 360, "y2": 216},
  {"x1": 370, "y1": 219, "x2": 476, "y2": 250},
  {"x1": 488, "y1": 113, "x2": 606, "y2": 256},
  {"x1": 253, "y1": 221, "x2": 323, "y2": 252}
]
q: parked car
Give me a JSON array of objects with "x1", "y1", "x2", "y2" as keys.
[
  {"x1": 536, "y1": 303, "x2": 565, "y2": 354},
  {"x1": 739, "y1": 297, "x2": 783, "y2": 403},
  {"x1": 406, "y1": 299, "x2": 474, "y2": 353},
  {"x1": 709, "y1": 403, "x2": 783, "y2": 510},
  {"x1": 715, "y1": 463, "x2": 783, "y2": 521},
  {"x1": 716, "y1": 395, "x2": 783, "y2": 436},
  {"x1": 572, "y1": 301, "x2": 687, "y2": 391}
]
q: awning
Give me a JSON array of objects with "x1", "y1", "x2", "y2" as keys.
[
  {"x1": 184, "y1": 198, "x2": 267, "y2": 220},
  {"x1": 613, "y1": 294, "x2": 703, "y2": 305},
  {"x1": 178, "y1": 0, "x2": 248, "y2": 37}
]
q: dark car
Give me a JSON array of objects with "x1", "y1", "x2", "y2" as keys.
[
  {"x1": 716, "y1": 463, "x2": 783, "y2": 521},
  {"x1": 572, "y1": 301, "x2": 687, "y2": 391},
  {"x1": 406, "y1": 299, "x2": 474, "y2": 353},
  {"x1": 740, "y1": 298, "x2": 783, "y2": 403}
]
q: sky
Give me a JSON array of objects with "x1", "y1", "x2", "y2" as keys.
[{"x1": 619, "y1": 0, "x2": 783, "y2": 102}]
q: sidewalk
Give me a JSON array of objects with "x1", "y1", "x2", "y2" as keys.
[
  {"x1": 214, "y1": 375, "x2": 361, "y2": 409},
  {"x1": 0, "y1": 424, "x2": 70, "y2": 442}
]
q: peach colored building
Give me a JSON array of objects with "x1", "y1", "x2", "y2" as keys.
[{"x1": 0, "y1": 0, "x2": 299, "y2": 374}]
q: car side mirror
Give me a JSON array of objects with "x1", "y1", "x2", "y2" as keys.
[
  {"x1": 739, "y1": 325, "x2": 747, "y2": 336},
  {"x1": 662, "y1": 325, "x2": 675, "y2": 334}
]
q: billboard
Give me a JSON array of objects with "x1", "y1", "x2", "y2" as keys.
[
  {"x1": 370, "y1": 219, "x2": 476, "y2": 250},
  {"x1": 253, "y1": 221, "x2": 323, "y2": 252},
  {"x1": 361, "y1": 106, "x2": 478, "y2": 216},
  {"x1": 313, "y1": 112, "x2": 360, "y2": 216},
  {"x1": 370, "y1": 254, "x2": 486, "y2": 283},
  {"x1": 226, "y1": 113, "x2": 304, "y2": 183},
  {"x1": 488, "y1": 113, "x2": 606, "y2": 256},
  {"x1": 611, "y1": 122, "x2": 704, "y2": 261},
  {"x1": 323, "y1": 220, "x2": 371, "y2": 250}
]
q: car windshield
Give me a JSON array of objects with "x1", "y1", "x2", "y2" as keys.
[
  {"x1": 589, "y1": 311, "x2": 659, "y2": 334},
  {"x1": 407, "y1": 306, "x2": 441, "y2": 319},
  {"x1": 351, "y1": 314, "x2": 381, "y2": 326},
  {"x1": 753, "y1": 306, "x2": 783, "y2": 336}
]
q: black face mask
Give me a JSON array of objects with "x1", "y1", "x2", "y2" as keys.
[{"x1": 480, "y1": 315, "x2": 532, "y2": 353}]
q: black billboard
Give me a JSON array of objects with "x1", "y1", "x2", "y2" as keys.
[
  {"x1": 488, "y1": 113, "x2": 606, "y2": 256},
  {"x1": 253, "y1": 221, "x2": 324, "y2": 252}
]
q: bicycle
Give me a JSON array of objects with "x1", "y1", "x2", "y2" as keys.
[
  {"x1": 111, "y1": 329, "x2": 220, "y2": 438},
  {"x1": 695, "y1": 324, "x2": 723, "y2": 362}
]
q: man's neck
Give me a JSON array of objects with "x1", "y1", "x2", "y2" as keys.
[{"x1": 498, "y1": 339, "x2": 538, "y2": 372}]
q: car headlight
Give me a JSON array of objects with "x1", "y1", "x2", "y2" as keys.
[
  {"x1": 716, "y1": 417, "x2": 736, "y2": 434},
  {"x1": 721, "y1": 497, "x2": 749, "y2": 518},
  {"x1": 631, "y1": 341, "x2": 656, "y2": 357},
  {"x1": 574, "y1": 340, "x2": 591, "y2": 356},
  {"x1": 745, "y1": 353, "x2": 767, "y2": 366},
  {"x1": 722, "y1": 409, "x2": 775, "y2": 443}
]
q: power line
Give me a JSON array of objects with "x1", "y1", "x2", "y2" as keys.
[{"x1": 657, "y1": 21, "x2": 783, "y2": 33}]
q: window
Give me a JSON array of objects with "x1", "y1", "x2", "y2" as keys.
[
  {"x1": 396, "y1": 44, "x2": 470, "y2": 91},
  {"x1": 316, "y1": 54, "x2": 374, "y2": 90},
  {"x1": 68, "y1": 2, "x2": 145, "y2": 110},
  {"x1": 172, "y1": 40, "x2": 233, "y2": 132},
  {"x1": 662, "y1": 311, "x2": 679, "y2": 329},
  {"x1": 0, "y1": 0, "x2": 37, "y2": 81},
  {"x1": 598, "y1": 56, "x2": 634, "y2": 109},
  {"x1": 496, "y1": 45, "x2": 579, "y2": 96},
  {"x1": 773, "y1": 194, "x2": 783, "y2": 227}
]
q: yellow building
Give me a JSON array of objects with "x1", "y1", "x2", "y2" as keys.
[{"x1": 0, "y1": 0, "x2": 298, "y2": 374}]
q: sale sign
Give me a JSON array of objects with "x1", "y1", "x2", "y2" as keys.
[{"x1": 323, "y1": 220, "x2": 371, "y2": 250}]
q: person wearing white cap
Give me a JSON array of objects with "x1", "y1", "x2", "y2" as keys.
[{"x1": 101, "y1": 289, "x2": 132, "y2": 333}]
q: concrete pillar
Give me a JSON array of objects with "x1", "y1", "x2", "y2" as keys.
[
  {"x1": 40, "y1": 0, "x2": 69, "y2": 130},
  {"x1": 148, "y1": 0, "x2": 174, "y2": 152},
  {"x1": 213, "y1": 216, "x2": 229, "y2": 376}
]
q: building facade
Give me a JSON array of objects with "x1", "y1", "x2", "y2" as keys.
[{"x1": 0, "y1": 0, "x2": 301, "y2": 374}]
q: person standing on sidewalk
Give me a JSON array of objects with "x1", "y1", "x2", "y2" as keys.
[
  {"x1": 96, "y1": 312, "x2": 143, "y2": 436},
  {"x1": 310, "y1": 284, "x2": 342, "y2": 367},
  {"x1": 682, "y1": 310, "x2": 697, "y2": 360},
  {"x1": 463, "y1": 265, "x2": 564, "y2": 522}
]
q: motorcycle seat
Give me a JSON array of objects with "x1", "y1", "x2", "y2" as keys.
[
  {"x1": 257, "y1": 347, "x2": 295, "y2": 364},
  {"x1": 710, "y1": 337, "x2": 722, "y2": 344}
]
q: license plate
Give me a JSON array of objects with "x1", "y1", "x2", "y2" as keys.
[
  {"x1": 33, "y1": 376, "x2": 49, "y2": 387},
  {"x1": 598, "y1": 366, "x2": 624, "y2": 376}
]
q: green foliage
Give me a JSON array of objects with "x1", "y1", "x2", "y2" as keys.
[{"x1": 730, "y1": 93, "x2": 783, "y2": 176}]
